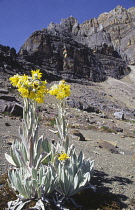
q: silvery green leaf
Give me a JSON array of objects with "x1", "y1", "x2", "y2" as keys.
[
  {"x1": 10, "y1": 147, "x2": 20, "y2": 167},
  {"x1": 73, "y1": 173, "x2": 79, "y2": 190},
  {"x1": 9, "y1": 170, "x2": 17, "y2": 189},
  {"x1": 39, "y1": 167, "x2": 43, "y2": 184},
  {"x1": 20, "y1": 142, "x2": 28, "y2": 161},
  {"x1": 16, "y1": 173, "x2": 27, "y2": 198},
  {"x1": 42, "y1": 138, "x2": 53, "y2": 164},
  {"x1": 55, "y1": 117, "x2": 62, "y2": 139},
  {"x1": 90, "y1": 159, "x2": 94, "y2": 171},
  {"x1": 5, "y1": 153, "x2": 16, "y2": 166},
  {"x1": 78, "y1": 151, "x2": 83, "y2": 163},
  {"x1": 40, "y1": 166, "x2": 56, "y2": 195},
  {"x1": 35, "y1": 151, "x2": 51, "y2": 170},
  {"x1": 32, "y1": 179, "x2": 38, "y2": 189},
  {"x1": 36, "y1": 136, "x2": 43, "y2": 156},
  {"x1": 32, "y1": 167, "x2": 37, "y2": 180},
  {"x1": 23, "y1": 183, "x2": 30, "y2": 198},
  {"x1": 16, "y1": 148, "x2": 28, "y2": 168},
  {"x1": 63, "y1": 137, "x2": 69, "y2": 153},
  {"x1": 84, "y1": 172, "x2": 91, "y2": 181}
]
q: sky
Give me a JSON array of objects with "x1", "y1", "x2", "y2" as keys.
[{"x1": 0, "y1": 0, "x2": 135, "y2": 52}]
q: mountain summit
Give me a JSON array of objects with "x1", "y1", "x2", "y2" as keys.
[{"x1": 47, "y1": 5, "x2": 135, "y2": 64}]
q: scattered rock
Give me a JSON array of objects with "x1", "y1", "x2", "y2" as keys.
[
  {"x1": 97, "y1": 139, "x2": 119, "y2": 154},
  {"x1": 113, "y1": 127, "x2": 123, "y2": 132},
  {"x1": 0, "y1": 94, "x2": 23, "y2": 117},
  {"x1": 72, "y1": 129, "x2": 86, "y2": 141},
  {"x1": 114, "y1": 111, "x2": 124, "y2": 120},
  {"x1": 67, "y1": 98, "x2": 100, "y2": 113},
  {"x1": 99, "y1": 113, "x2": 108, "y2": 118},
  {"x1": 123, "y1": 132, "x2": 135, "y2": 138},
  {"x1": 0, "y1": 95, "x2": 18, "y2": 102},
  {"x1": 5, "y1": 122, "x2": 11, "y2": 126},
  {"x1": 0, "y1": 89, "x2": 9, "y2": 94},
  {"x1": 88, "y1": 120, "x2": 96, "y2": 124}
]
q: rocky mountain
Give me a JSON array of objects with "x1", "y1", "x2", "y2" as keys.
[
  {"x1": 47, "y1": 5, "x2": 135, "y2": 64},
  {"x1": 1, "y1": 6, "x2": 135, "y2": 82},
  {"x1": 18, "y1": 29, "x2": 129, "y2": 82},
  {"x1": 0, "y1": 5, "x2": 135, "y2": 117},
  {"x1": 17, "y1": 5, "x2": 135, "y2": 82}
]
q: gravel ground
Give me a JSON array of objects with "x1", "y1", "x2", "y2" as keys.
[
  {"x1": 0, "y1": 107, "x2": 135, "y2": 209},
  {"x1": 0, "y1": 66, "x2": 135, "y2": 209}
]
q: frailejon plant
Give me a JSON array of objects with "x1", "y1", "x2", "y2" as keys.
[{"x1": 5, "y1": 70, "x2": 94, "y2": 210}]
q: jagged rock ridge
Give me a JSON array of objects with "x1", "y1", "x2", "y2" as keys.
[
  {"x1": 18, "y1": 5, "x2": 135, "y2": 82},
  {"x1": 18, "y1": 29, "x2": 128, "y2": 82},
  {"x1": 47, "y1": 5, "x2": 135, "y2": 64}
]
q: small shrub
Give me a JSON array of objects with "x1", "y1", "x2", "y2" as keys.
[
  {"x1": 87, "y1": 125, "x2": 97, "y2": 130},
  {"x1": 100, "y1": 126, "x2": 117, "y2": 133}
]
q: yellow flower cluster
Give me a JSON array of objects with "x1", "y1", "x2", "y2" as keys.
[
  {"x1": 9, "y1": 70, "x2": 48, "y2": 103},
  {"x1": 58, "y1": 153, "x2": 70, "y2": 161},
  {"x1": 49, "y1": 80, "x2": 70, "y2": 100}
]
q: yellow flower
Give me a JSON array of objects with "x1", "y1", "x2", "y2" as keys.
[
  {"x1": 31, "y1": 69, "x2": 42, "y2": 79},
  {"x1": 32, "y1": 80, "x2": 40, "y2": 89},
  {"x1": 9, "y1": 70, "x2": 48, "y2": 103},
  {"x1": 18, "y1": 87, "x2": 29, "y2": 98},
  {"x1": 58, "y1": 153, "x2": 70, "y2": 161},
  {"x1": 18, "y1": 75, "x2": 29, "y2": 87},
  {"x1": 49, "y1": 80, "x2": 70, "y2": 100},
  {"x1": 9, "y1": 74, "x2": 21, "y2": 87}
]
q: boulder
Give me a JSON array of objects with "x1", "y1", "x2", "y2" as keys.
[
  {"x1": 114, "y1": 111, "x2": 124, "y2": 120},
  {"x1": 0, "y1": 89, "x2": 9, "y2": 94},
  {"x1": 0, "y1": 95, "x2": 18, "y2": 102},
  {"x1": 113, "y1": 127, "x2": 123, "y2": 132},
  {"x1": 0, "y1": 94, "x2": 23, "y2": 117},
  {"x1": 97, "y1": 139, "x2": 119, "y2": 154},
  {"x1": 67, "y1": 98, "x2": 99, "y2": 113},
  {"x1": 72, "y1": 130, "x2": 86, "y2": 141}
]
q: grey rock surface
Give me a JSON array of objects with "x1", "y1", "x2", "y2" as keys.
[
  {"x1": 47, "y1": 6, "x2": 135, "y2": 64},
  {"x1": 114, "y1": 111, "x2": 125, "y2": 120}
]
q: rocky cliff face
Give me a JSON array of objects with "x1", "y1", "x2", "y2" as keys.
[
  {"x1": 79, "y1": 5, "x2": 135, "y2": 64},
  {"x1": 18, "y1": 31, "x2": 107, "y2": 82},
  {"x1": 47, "y1": 5, "x2": 135, "y2": 64},
  {"x1": 0, "y1": 45, "x2": 19, "y2": 74},
  {"x1": 18, "y1": 5, "x2": 135, "y2": 82}
]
